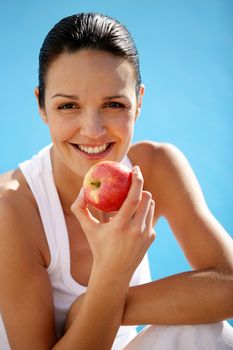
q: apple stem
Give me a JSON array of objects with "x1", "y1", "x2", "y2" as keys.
[{"x1": 90, "y1": 180, "x2": 101, "y2": 189}]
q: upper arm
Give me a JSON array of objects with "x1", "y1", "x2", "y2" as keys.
[
  {"x1": 0, "y1": 198, "x2": 57, "y2": 349},
  {"x1": 133, "y1": 142, "x2": 233, "y2": 272}
]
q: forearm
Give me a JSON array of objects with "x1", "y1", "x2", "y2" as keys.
[
  {"x1": 54, "y1": 269, "x2": 128, "y2": 350},
  {"x1": 123, "y1": 268, "x2": 233, "y2": 326},
  {"x1": 58, "y1": 167, "x2": 155, "y2": 349}
]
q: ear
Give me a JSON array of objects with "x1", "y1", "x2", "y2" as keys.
[
  {"x1": 135, "y1": 84, "x2": 145, "y2": 120},
  {"x1": 34, "y1": 87, "x2": 48, "y2": 124}
]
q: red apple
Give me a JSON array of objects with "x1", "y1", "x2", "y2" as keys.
[{"x1": 83, "y1": 161, "x2": 132, "y2": 212}]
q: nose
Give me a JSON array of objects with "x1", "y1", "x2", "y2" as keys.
[{"x1": 79, "y1": 109, "x2": 106, "y2": 138}]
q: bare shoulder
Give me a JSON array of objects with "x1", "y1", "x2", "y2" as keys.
[
  {"x1": 0, "y1": 169, "x2": 34, "y2": 224},
  {"x1": 0, "y1": 169, "x2": 47, "y2": 267},
  {"x1": 128, "y1": 140, "x2": 162, "y2": 187},
  {"x1": 129, "y1": 141, "x2": 190, "y2": 171},
  {"x1": 0, "y1": 170, "x2": 56, "y2": 348},
  {"x1": 128, "y1": 141, "x2": 202, "y2": 217},
  {"x1": 128, "y1": 141, "x2": 185, "y2": 170},
  {"x1": 0, "y1": 169, "x2": 43, "y2": 280},
  {"x1": 0, "y1": 168, "x2": 34, "y2": 204}
]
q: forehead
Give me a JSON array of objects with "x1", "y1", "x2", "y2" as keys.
[{"x1": 45, "y1": 49, "x2": 136, "y2": 96}]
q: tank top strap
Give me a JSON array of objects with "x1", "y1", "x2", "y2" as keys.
[
  {"x1": 121, "y1": 155, "x2": 133, "y2": 169},
  {"x1": 18, "y1": 144, "x2": 59, "y2": 273}
]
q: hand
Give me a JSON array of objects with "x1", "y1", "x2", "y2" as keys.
[{"x1": 71, "y1": 166, "x2": 156, "y2": 284}]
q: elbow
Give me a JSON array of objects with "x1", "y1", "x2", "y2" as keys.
[
  {"x1": 225, "y1": 278, "x2": 233, "y2": 319},
  {"x1": 226, "y1": 271, "x2": 233, "y2": 314},
  {"x1": 214, "y1": 266, "x2": 233, "y2": 319}
]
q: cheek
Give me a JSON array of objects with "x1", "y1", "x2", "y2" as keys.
[
  {"x1": 48, "y1": 117, "x2": 77, "y2": 141},
  {"x1": 121, "y1": 116, "x2": 135, "y2": 135},
  {"x1": 110, "y1": 119, "x2": 134, "y2": 141},
  {"x1": 110, "y1": 111, "x2": 136, "y2": 130},
  {"x1": 112, "y1": 117, "x2": 135, "y2": 148}
]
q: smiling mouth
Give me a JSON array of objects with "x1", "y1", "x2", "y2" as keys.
[{"x1": 70, "y1": 142, "x2": 113, "y2": 155}]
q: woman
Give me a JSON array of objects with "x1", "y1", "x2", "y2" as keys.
[{"x1": 0, "y1": 12, "x2": 233, "y2": 350}]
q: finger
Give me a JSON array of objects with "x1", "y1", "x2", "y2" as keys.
[
  {"x1": 144, "y1": 199, "x2": 156, "y2": 238},
  {"x1": 141, "y1": 204, "x2": 156, "y2": 252},
  {"x1": 116, "y1": 165, "x2": 144, "y2": 222},
  {"x1": 140, "y1": 200, "x2": 156, "y2": 252},
  {"x1": 145, "y1": 227, "x2": 156, "y2": 248},
  {"x1": 131, "y1": 191, "x2": 152, "y2": 231},
  {"x1": 71, "y1": 188, "x2": 99, "y2": 227},
  {"x1": 71, "y1": 188, "x2": 87, "y2": 211}
]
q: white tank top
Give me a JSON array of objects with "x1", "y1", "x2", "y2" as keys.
[{"x1": 0, "y1": 144, "x2": 151, "y2": 350}]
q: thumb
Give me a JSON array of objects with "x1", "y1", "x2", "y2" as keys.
[
  {"x1": 71, "y1": 188, "x2": 99, "y2": 226},
  {"x1": 71, "y1": 188, "x2": 87, "y2": 212}
]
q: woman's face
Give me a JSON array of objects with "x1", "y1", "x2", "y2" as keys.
[{"x1": 38, "y1": 49, "x2": 144, "y2": 178}]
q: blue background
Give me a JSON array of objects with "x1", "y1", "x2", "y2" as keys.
[{"x1": 1, "y1": 0, "x2": 233, "y2": 326}]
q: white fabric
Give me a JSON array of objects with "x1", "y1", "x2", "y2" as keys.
[
  {"x1": 0, "y1": 313, "x2": 10, "y2": 350},
  {"x1": 124, "y1": 322, "x2": 233, "y2": 349},
  {"x1": 0, "y1": 144, "x2": 151, "y2": 349}
]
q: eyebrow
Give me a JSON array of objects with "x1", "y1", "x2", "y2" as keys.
[
  {"x1": 50, "y1": 93, "x2": 129, "y2": 100},
  {"x1": 102, "y1": 95, "x2": 128, "y2": 100},
  {"x1": 51, "y1": 93, "x2": 79, "y2": 99}
]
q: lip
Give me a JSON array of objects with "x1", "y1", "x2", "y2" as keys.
[{"x1": 69, "y1": 142, "x2": 115, "y2": 160}]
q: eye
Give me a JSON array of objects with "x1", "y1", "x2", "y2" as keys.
[
  {"x1": 58, "y1": 103, "x2": 78, "y2": 110},
  {"x1": 105, "y1": 101, "x2": 124, "y2": 109}
]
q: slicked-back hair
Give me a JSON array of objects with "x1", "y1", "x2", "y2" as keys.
[{"x1": 38, "y1": 12, "x2": 141, "y2": 108}]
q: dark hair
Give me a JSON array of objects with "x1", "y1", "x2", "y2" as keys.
[{"x1": 38, "y1": 12, "x2": 141, "y2": 108}]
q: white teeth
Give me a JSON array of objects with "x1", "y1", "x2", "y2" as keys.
[{"x1": 78, "y1": 143, "x2": 109, "y2": 154}]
